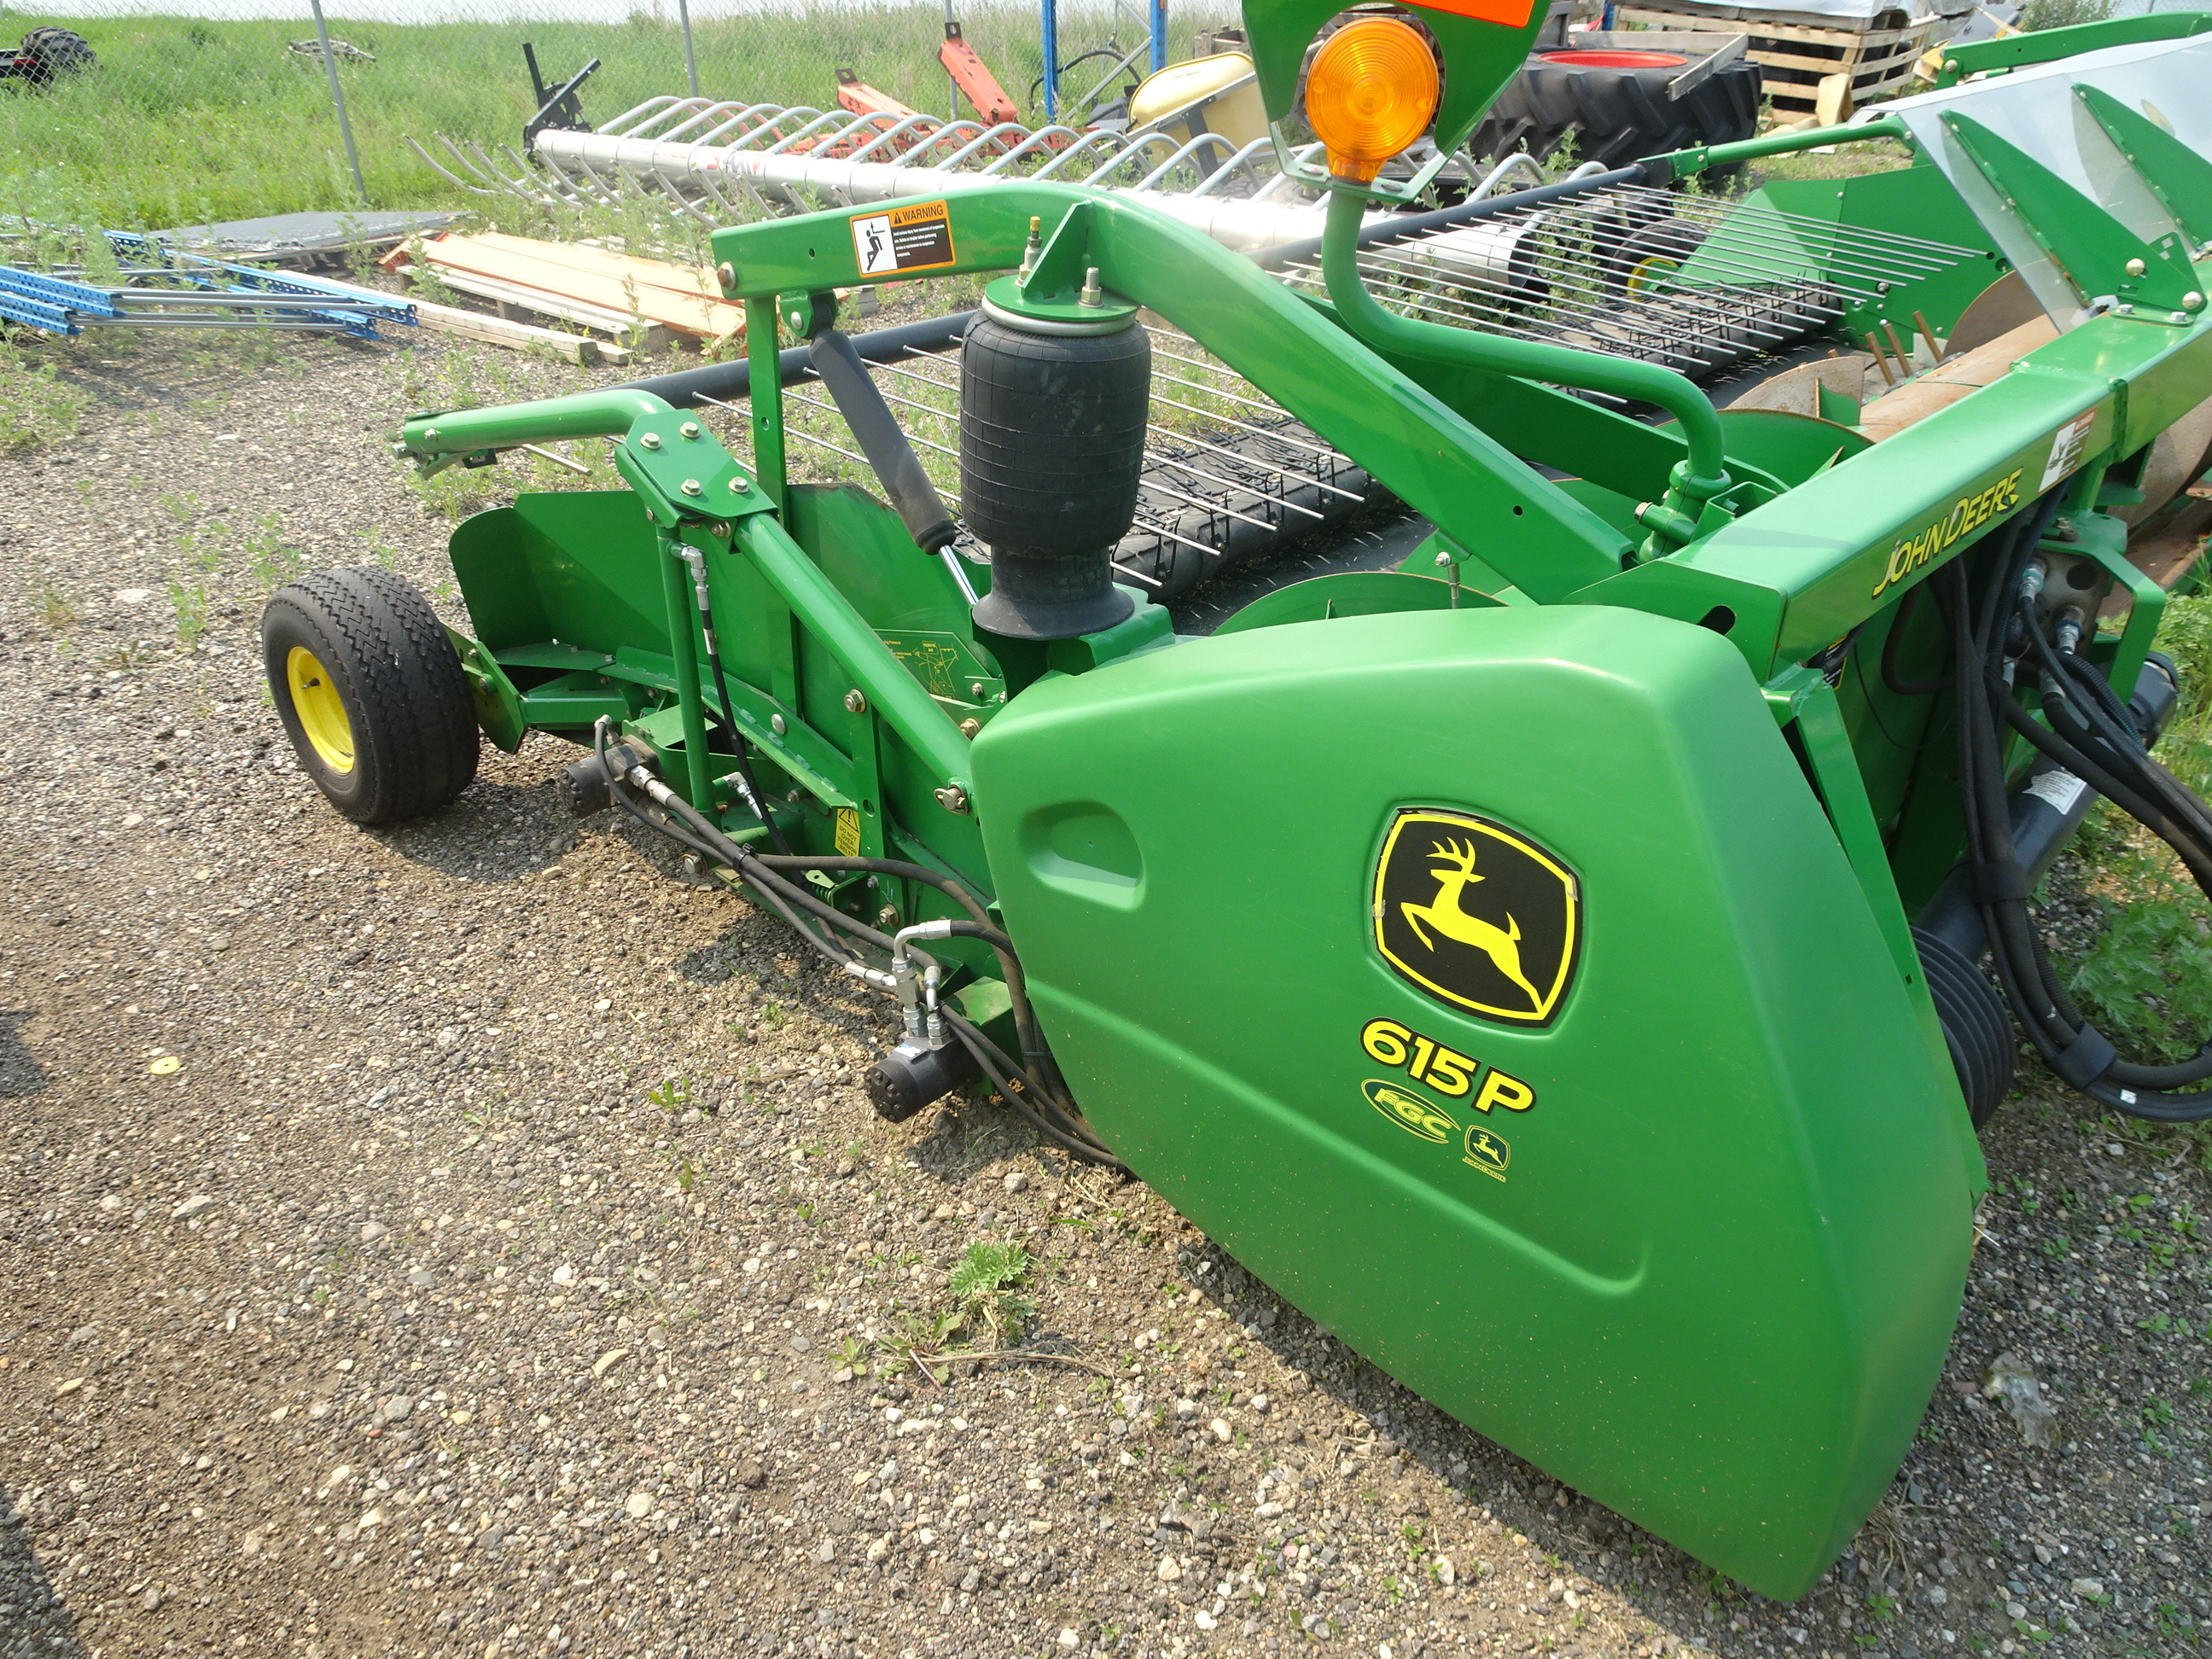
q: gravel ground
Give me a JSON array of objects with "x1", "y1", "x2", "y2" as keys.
[{"x1": 0, "y1": 326, "x2": 2208, "y2": 1659}]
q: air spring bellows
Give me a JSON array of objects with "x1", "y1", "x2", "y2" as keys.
[{"x1": 959, "y1": 306, "x2": 1150, "y2": 640}]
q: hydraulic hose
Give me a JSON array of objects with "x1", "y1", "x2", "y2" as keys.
[
  {"x1": 599, "y1": 746, "x2": 1121, "y2": 1164},
  {"x1": 672, "y1": 542, "x2": 792, "y2": 856},
  {"x1": 1952, "y1": 496, "x2": 2212, "y2": 1121}
]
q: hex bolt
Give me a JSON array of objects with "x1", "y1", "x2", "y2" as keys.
[
  {"x1": 717, "y1": 262, "x2": 736, "y2": 289},
  {"x1": 640, "y1": 432, "x2": 663, "y2": 451},
  {"x1": 958, "y1": 718, "x2": 981, "y2": 739},
  {"x1": 679, "y1": 422, "x2": 701, "y2": 439},
  {"x1": 731, "y1": 477, "x2": 752, "y2": 494},
  {"x1": 423, "y1": 427, "x2": 440, "y2": 441},
  {"x1": 969, "y1": 681, "x2": 987, "y2": 698},
  {"x1": 876, "y1": 905, "x2": 900, "y2": 928},
  {"x1": 1434, "y1": 550, "x2": 1452, "y2": 568},
  {"x1": 843, "y1": 690, "x2": 868, "y2": 714},
  {"x1": 1079, "y1": 266, "x2": 1103, "y2": 307},
  {"x1": 2127, "y1": 258, "x2": 2148, "y2": 278},
  {"x1": 771, "y1": 713, "x2": 787, "y2": 736},
  {"x1": 681, "y1": 479, "x2": 703, "y2": 496},
  {"x1": 2186, "y1": 293, "x2": 2206, "y2": 311}
]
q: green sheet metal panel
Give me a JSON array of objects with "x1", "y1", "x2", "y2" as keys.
[{"x1": 970, "y1": 604, "x2": 1978, "y2": 1599}]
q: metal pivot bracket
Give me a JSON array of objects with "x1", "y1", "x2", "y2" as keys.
[
  {"x1": 1942, "y1": 111, "x2": 2203, "y2": 316},
  {"x1": 614, "y1": 410, "x2": 778, "y2": 529}
]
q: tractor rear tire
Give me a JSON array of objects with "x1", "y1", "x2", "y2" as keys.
[
  {"x1": 19, "y1": 28, "x2": 96, "y2": 84},
  {"x1": 1469, "y1": 52, "x2": 1761, "y2": 182},
  {"x1": 261, "y1": 568, "x2": 480, "y2": 826}
]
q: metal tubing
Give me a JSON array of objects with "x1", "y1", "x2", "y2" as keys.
[
  {"x1": 745, "y1": 296, "x2": 788, "y2": 515},
  {"x1": 1316, "y1": 188, "x2": 1730, "y2": 494},
  {"x1": 403, "y1": 388, "x2": 673, "y2": 458},
  {"x1": 677, "y1": 0, "x2": 701, "y2": 98},
  {"x1": 309, "y1": 0, "x2": 368, "y2": 201},
  {"x1": 528, "y1": 125, "x2": 1334, "y2": 251},
  {"x1": 737, "y1": 515, "x2": 972, "y2": 791},
  {"x1": 1666, "y1": 115, "x2": 1908, "y2": 178},
  {"x1": 658, "y1": 532, "x2": 717, "y2": 808},
  {"x1": 616, "y1": 311, "x2": 978, "y2": 407}
]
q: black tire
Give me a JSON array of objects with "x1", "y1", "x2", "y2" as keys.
[
  {"x1": 1469, "y1": 53, "x2": 1761, "y2": 181},
  {"x1": 1602, "y1": 214, "x2": 1708, "y2": 296},
  {"x1": 1913, "y1": 926, "x2": 2016, "y2": 1130},
  {"x1": 19, "y1": 28, "x2": 96, "y2": 84},
  {"x1": 261, "y1": 567, "x2": 480, "y2": 826}
]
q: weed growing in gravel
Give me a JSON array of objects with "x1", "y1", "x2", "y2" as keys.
[
  {"x1": 244, "y1": 514, "x2": 305, "y2": 591},
  {"x1": 27, "y1": 573, "x2": 74, "y2": 633},
  {"x1": 0, "y1": 346, "x2": 89, "y2": 452}
]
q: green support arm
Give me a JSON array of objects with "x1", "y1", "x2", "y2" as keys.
[
  {"x1": 711, "y1": 184, "x2": 1640, "y2": 602},
  {"x1": 1936, "y1": 10, "x2": 2212, "y2": 87},
  {"x1": 1315, "y1": 185, "x2": 1732, "y2": 553},
  {"x1": 396, "y1": 387, "x2": 975, "y2": 806}
]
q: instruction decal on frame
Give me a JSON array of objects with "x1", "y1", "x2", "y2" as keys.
[{"x1": 851, "y1": 201, "x2": 956, "y2": 276}]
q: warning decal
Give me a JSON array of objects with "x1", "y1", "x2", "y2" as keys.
[
  {"x1": 2040, "y1": 408, "x2": 2097, "y2": 492},
  {"x1": 851, "y1": 200, "x2": 956, "y2": 277}
]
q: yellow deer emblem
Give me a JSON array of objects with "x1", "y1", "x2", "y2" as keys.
[{"x1": 1399, "y1": 839, "x2": 1545, "y2": 1013}]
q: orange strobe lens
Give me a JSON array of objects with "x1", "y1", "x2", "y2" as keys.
[{"x1": 1305, "y1": 18, "x2": 1442, "y2": 184}]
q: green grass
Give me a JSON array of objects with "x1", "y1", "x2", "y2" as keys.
[
  {"x1": 2067, "y1": 585, "x2": 2212, "y2": 1075},
  {"x1": 0, "y1": 3, "x2": 1231, "y2": 227}
]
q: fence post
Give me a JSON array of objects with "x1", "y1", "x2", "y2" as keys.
[
  {"x1": 1150, "y1": 0, "x2": 1166, "y2": 72},
  {"x1": 1041, "y1": 0, "x2": 1058, "y2": 123},
  {"x1": 308, "y1": 0, "x2": 368, "y2": 201},
  {"x1": 678, "y1": 0, "x2": 701, "y2": 97}
]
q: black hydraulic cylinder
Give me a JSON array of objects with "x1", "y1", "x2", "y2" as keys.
[{"x1": 806, "y1": 326, "x2": 960, "y2": 552}]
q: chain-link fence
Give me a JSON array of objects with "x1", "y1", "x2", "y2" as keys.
[{"x1": 0, "y1": 0, "x2": 1232, "y2": 227}]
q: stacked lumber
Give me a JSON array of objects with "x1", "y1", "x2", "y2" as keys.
[
  {"x1": 1614, "y1": 4, "x2": 1931, "y2": 121},
  {"x1": 381, "y1": 232, "x2": 745, "y2": 347}
]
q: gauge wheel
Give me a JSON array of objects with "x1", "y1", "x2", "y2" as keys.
[{"x1": 261, "y1": 567, "x2": 480, "y2": 825}]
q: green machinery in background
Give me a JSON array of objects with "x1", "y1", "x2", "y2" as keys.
[{"x1": 262, "y1": 2, "x2": 2212, "y2": 1599}]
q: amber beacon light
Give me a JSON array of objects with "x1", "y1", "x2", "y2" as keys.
[{"x1": 1303, "y1": 18, "x2": 1442, "y2": 184}]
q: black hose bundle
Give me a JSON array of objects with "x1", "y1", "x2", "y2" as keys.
[
  {"x1": 1952, "y1": 493, "x2": 2212, "y2": 1123},
  {"x1": 592, "y1": 720, "x2": 1122, "y2": 1167}
]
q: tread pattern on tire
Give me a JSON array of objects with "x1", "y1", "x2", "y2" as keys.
[
  {"x1": 1470, "y1": 56, "x2": 1761, "y2": 179},
  {"x1": 263, "y1": 567, "x2": 479, "y2": 826},
  {"x1": 1913, "y1": 925, "x2": 2016, "y2": 1130},
  {"x1": 20, "y1": 27, "x2": 95, "y2": 79}
]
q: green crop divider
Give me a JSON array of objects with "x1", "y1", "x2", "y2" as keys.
[{"x1": 1943, "y1": 112, "x2": 2203, "y2": 314}]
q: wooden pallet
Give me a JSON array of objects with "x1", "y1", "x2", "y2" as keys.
[{"x1": 1614, "y1": 6, "x2": 1932, "y2": 119}]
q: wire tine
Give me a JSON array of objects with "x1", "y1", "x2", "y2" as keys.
[
  {"x1": 1141, "y1": 450, "x2": 1328, "y2": 519},
  {"x1": 1135, "y1": 474, "x2": 1281, "y2": 532},
  {"x1": 408, "y1": 136, "x2": 501, "y2": 196},
  {"x1": 1144, "y1": 423, "x2": 1364, "y2": 501},
  {"x1": 1122, "y1": 514, "x2": 1220, "y2": 557}
]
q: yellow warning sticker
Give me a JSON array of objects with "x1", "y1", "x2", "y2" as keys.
[
  {"x1": 834, "y1": 807, "x2": 862, "y2": 857},
  {"x1": 851, "y1": 200, "x2": 956, "y2": 277}
]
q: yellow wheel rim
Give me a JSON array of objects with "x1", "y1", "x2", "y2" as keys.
[
  {"x1": 286, "y1": 645, "x2": 355, "y2": 774},
  {"x1": 1626, "y1": 255, "x2": 1682, "y2": 300}
]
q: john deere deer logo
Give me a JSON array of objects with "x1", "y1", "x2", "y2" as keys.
[{"x1": 1373, "y1": 809, "x2": 1579, "y2": 1026}]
